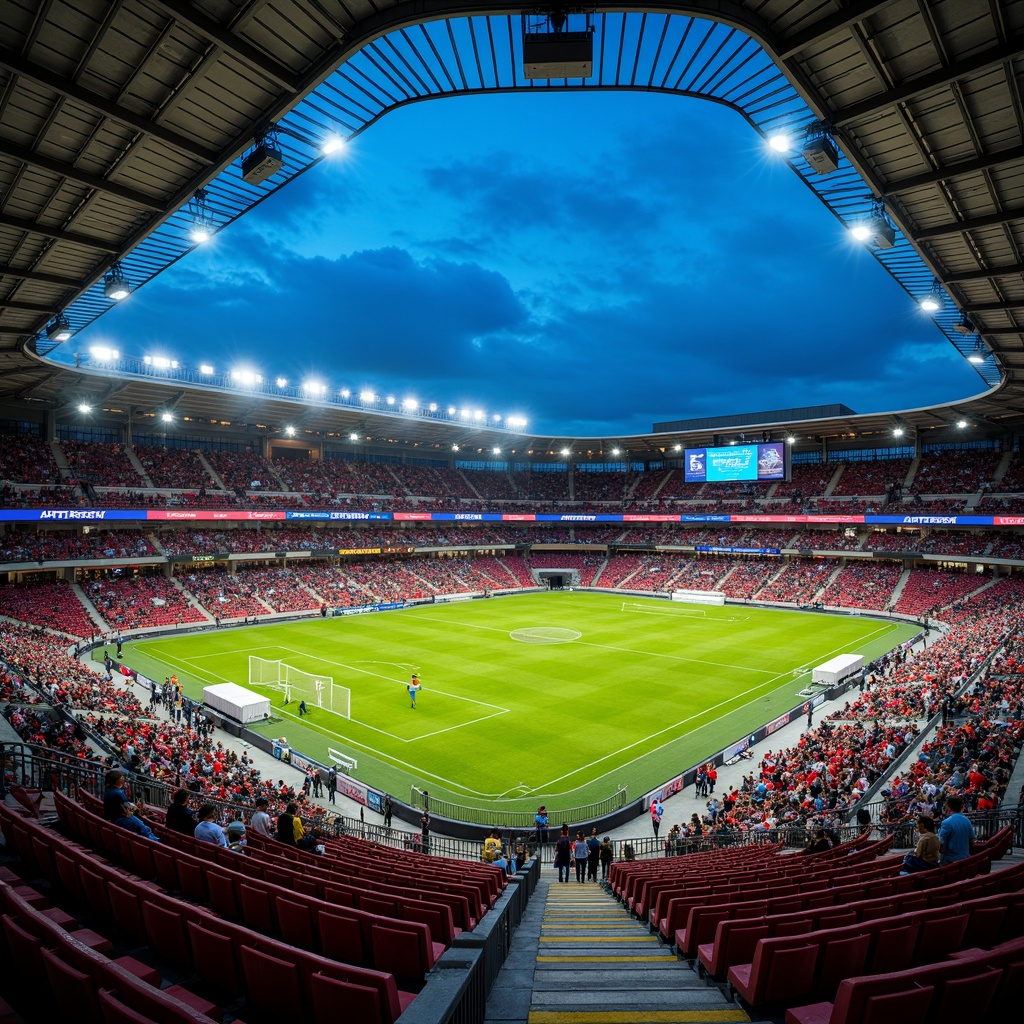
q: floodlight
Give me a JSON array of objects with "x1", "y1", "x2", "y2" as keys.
[
  {"x1": 448, "y1": 406, "x2": 457, "y2": 416},
  {"x1": 161, "y1": 412, "x2": 174, "y2": 423},
  {"x1": 956, "y1": 419, "x2": 968, "y2": 428},
  {"x1": 340, "y1": 388, "x2": 351, "y2": 398},
  {"x1": 507, "y1": 415, "x2": 527, "y2": 429},
  {"x1": 801, "y1": 121, "x2": 840, "y2": 175},
  {"x1": 231, "y1": 369, "x2": 262, "y2": 386},
  {"x1": 386, "y1": 396, "x2": 395, "y2": 405},
  {"x1": 893, "y1": 426, "x2": 904, "y2": 436},
  {"x1": 768, "y1": 133, "x2": 792, "y2": 153},
  {"x1": 349, "y1": 432, "x2": 359, "y2": 441},
  {"x1": 919, "y1": 278, "x2": 943, "y2": 312},
  {"x1": 967, "y1": 342, "x2": 988, "y2": 365},
  {"x1": 189, "y1": 189, "x2": 213, "y2": 243},
  {"x1": 241, "y1": 129, "x2": 283, "y2": 184},
  {"x1": 144, "y1": 355, "x2": 175, "y2": 370},
  {"x1": 493, "y1": 413, "x2": 501, "y2": 422},
  {"x1": 402, "y1": 398, "x2": 417, "y2": 410},
  {"x1": 191, "y1": 222, "x2": 211, "y2": 243},
  {"x1": 322, "y1": 134, "x2": 345, "y2": 155},
  {"x1": 459, "y1": 409, "x2": 470, "y2": 419},
  {"x1": 493, "y1": 447, "x2": 501, "y2": 454},
  {"x1": 473, "y1": 410, "x2": 484, "y2": 421},
  {"x1": 103, "y1": 262, "x2": 131, "y2": 301},
  {"x1": 275, "y1": 377, "x2": 288, "y2": 387},
  {"x1": 673, "y1": 443, "x2": 682, "y2": 451},
  {"x1": 46, "y1": 314, "x2": 73, "y2": 342},
  {"x1": 199, "y1": 364, "x2": 215, "y2": 375},
  {"x1": 429, "y1": 403, "x2": 438, "y2": 412},
  {"x1": 850, "y1": 224, "x2": 871, "y2": 241},
  {"x1": 285, "y1": 426, "x2": 296, "y2": 437},
  {"x1": 611, "y1": 448, "x2": 621, "y2": 456},
  {"x1": 89, "y1": 344, "x2": 118, "y2": 362},
  {"x1": 359, "y1": 390, "x2": 375, "y2": 403},
  {"x1": 452, "y1": 444, "x2": 459, "y2": 451},
  {"x1": 77, "y1": 403, "x2": 92, "y2": 414},
  {"x1": 561, "y1": 448, "x2": 571, "y2": 456},
  {"x1": 304, "y1": 380, "x2": 327, "y2": 395},
  {"x1": 850, "y1": 199, "x2": 895, "y2": 248}
]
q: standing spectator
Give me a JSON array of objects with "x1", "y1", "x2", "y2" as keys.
[
  {"x1": 938, "y1": 795, "x2": 975, "y2": 865},
  {"x1": 312, "y1": 770, "x2": 323, "y2": 798},
  {"x1": 599, "y1": 836, "x2": 614, "y2": 880},
  {"x1": 573, "y1": 832, "x2": 588, "y2": 883},
  {"x1": 554, "y1": 825, "x2": 572, "y2": 884},
  {"x1": 165, "y1": 788, "x2": 196, "y2": 836},
  {"x1": 383, "y1": 793, "x2": 393, "y2": 828},
  {"x1": 193, "y1": 804, "x2": 228, "y2": 848},
  {"x1": 420, "y1": 811, "x2": 430, "y2": 851},
  {"x1": 650, "y1": 798, "x2": 663, "y2": 838},
  {"x1": 327, "y1": 767, "x2": 337, "y2": 804},
  {"x1": 250, "y1": 796, "x2": 273, "y2": 837},
  {"x1": 535, "y1": 804, "x2": 549, "y2": 845},
  {"x1": 707, "y1": 764, "x2": 717, "y2": 793},
  {"x1": 586, "y1": 828, "x2": 601, "y2": 881},
  {"x1": 804, "y1": 700, "x2": 813, "y2": 729}
]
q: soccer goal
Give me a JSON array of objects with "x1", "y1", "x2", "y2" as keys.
[{"x1": 248, "y1": 656, "x2": 351, "y2": 719}]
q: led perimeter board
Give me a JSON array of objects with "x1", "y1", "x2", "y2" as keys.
[{"x1": 684, "y1": 442, "x2": 790, "y2": 483}]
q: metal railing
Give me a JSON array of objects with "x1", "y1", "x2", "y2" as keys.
[{"x1": 410, "y1": 785, "x2": 628, "y2": 829}]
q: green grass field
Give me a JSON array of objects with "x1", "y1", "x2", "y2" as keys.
[{"x1": 119, "y1": 592, "x2": 916, "y2": 813}]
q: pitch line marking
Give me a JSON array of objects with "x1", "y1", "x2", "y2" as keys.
[
  {"x1": 439, "y1": 617, "x2": 776, "y2": 675},
  {"x1": 520, "y1": 619, "x2": 902, "y2": 798}
]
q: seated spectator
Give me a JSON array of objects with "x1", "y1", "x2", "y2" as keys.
[
  {"x1": 165, "y1": 788, "x2": 196, "y2": 836},
  {"x1": 102, "y1": 769, "x2": 160, "y2": 842},
  {"x1": 901, "y1": 814, "x2": 940, "y2": 873},
  {"x1": 193, "y1": 803, "x2": 228, "y2": 848},
  {"x1": 802, "y1": 828, "x2": 832, "y2": 855},
  {"x1": 226, "y1": 819, "x2": 247, "y2": 851}
]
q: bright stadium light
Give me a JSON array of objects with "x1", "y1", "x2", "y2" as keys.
[
  {"x1": 561, "y1": 448, "x2": 571, "y2": 456},
  {"x1": 611, "y1": 448, "x2": 621, "y2": 456},
  {"x1": 199, "y1": 364, "x2": 215, "y2": 375},
  {"x1": 787, "y1": 436, "x2": 796, "y2": 444},
  {"x1": 77, "y1": 403, "x2": 92, "y2": 414},
  {"x1": 231, "y1": 369, "x2": 262, "y2": 386},
  {"x1": 402, "y1": 398, "x2": 417, "y2": 410},
  {"x1": 46, "y1": 314, "x2": 73, "y2": 342},
  {"x1": 284, "y1": 425, "x2": 296, "y2": 436},
  {"x1": 189, "y1": 189, "x2": 213, "y2": 243},
  {"x1": 161, "y1": 412, "x2": 174, "y2": 423},
  {"x1": 322, "y1": 134, "x2": 345, "y2": 155},
  {"x1": 275, "y1": 377, "x2": 288, "y2": 388},
  {"x1": 340, "y1": 388, "x2": 350, "y2": 398},
  {"x1": 349, "y1": 432, "x2": 359, "y2": 441},
  {"x1": 493, "y1": 413, "x2": 501, "y2": 422},
  {"x1": 473, "y1": 410, "x2": 484, "y2": 421},
  {"x1": 956, "y1": 419, "x2": 968, "y2": 428},
  {"x1": 967, "y1": 342, "x2": 988, "y2": 364},
  {"x1": 673, "y1": 443, "x2": 682, "y2": 451},
  {"x1": 460, "y1": 408, "x2": 470, "y2": 419},
  {"x1": 360, "y1": 390, "x2": 376, "y2": 403},
  {"x1": 920, "y1": 278, "x2": 944, "y2": 312},
  {"x1": 448, "y1": 406, "x2": 457, "y2": 416},
  {"x1": 452, "y1": 444, "x2": 459, "y2": 451},
  {"x1": 103, "y1": 262, "x2": 131, "y2": 301},
  {"x1": 768, "y1": 132, "x2": 792, "y2": 153},
  {"x1": 493, "y1": 447, "x2": 501, "y2": 454},
  {"x1": 429, "y1": 403, "x2": 438, "y2": 412},
  {"x1": 303, "y1": 380, "x2": 327, "y2": 396},
  {"x1": 144, "y1": 355, "x2": 177, "y2": 370},
  {"x1": 386, "y1": 395, "x2": 395, "y2": 405},
  {"x1": 894, "y1": 426, "x2": 905, "y2": 436},
  {"x1": 507, "y1": 415, "x2": 527, "y2": 429},
  {"x1": 89, "y1": 344, "x2": 118, "y2": 362}
]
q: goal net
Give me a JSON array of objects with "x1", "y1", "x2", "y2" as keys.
[{"x1": 249, "y1": 656, "x2": 350, "y2": 719}]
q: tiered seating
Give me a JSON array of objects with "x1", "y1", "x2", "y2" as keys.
[
  {"x1": 511, "y1": 470, "x2": 569, "y2": 501},
  {"x1": 913, "y1": 449, "x2": 1002, "y2": 494},
  {"x1": 573, "y1": 470, "x2": 628, "y2": 502},
  {"x1": 493, "y1": 555, "x2": 534, "y2": 588},
  {"x1": 831, "y1": 459, "x2": 912, "y2": 496},
  {"x1": 818, "y1": 564, "x2": 903, "y2": 610},
  {"x1": 627, "y1": 468, "x2": 671, "y2": 501},
  {"x1": 0, "y1": 581, "x2": 98, "y2": 637},
  {"x1": 0, "y1": 483, "x2": 77, "y2": 506},
  {"x1": 755, "y1": 560, "x2": 835, "y2": 603},
  {"x1": 390, "y1": 465, "x2": 476, "y2": 499},
  {"x1": 61, "y1": 442, "x2": 143, "y2": 486},
  {"x1": 460, "y1": 468, "x2": 518, "y2": 500},
  {"x1": 892, "y1": 570, "x2": 988, "y2": 617},
  {"x1": 218, "y1": 567, "x2": 321, "y2": 613},
  {"x1": 718, "y1": 560, "x2": 776, "y2": 599},
  {"x1": 773, "y1": 463, "x2": 835, "y2": 499},
  {"x1": 665, "y1": 557, "x2": 734, "y2": 591},
  {"x1": 339, "y1": 559, "x2": 429, "y2": 602},
  {"x1": 404, "y1": 558, "x2": 494, "y2": 594},
  {"x1": 82, "y1": 575, "x2": 207, "y2": 629},
  {"x1": 0, "y1": 436, "x2": 61, "y2": 483},
  {"x1": 181, "y1": 569, "x2": 268, "y2": 618},
  {"x1": 593, "y1": 554, "x2": 647, "y2": 588},
  {"x1": 203, "y1": 449, "x2": 281, "y2": 490},
  {"x1": 470, "y1": 556, "x2": 522, "y2": 588},
  {"x1": 134, "y1": 445, "x2": 214, "y2": 488},
  {"x1": 798, "y1": 529, "x2": 864, "y2": 551},
  {"x1": 0, "y1": 529, "x2": 156, "y2": 563}
]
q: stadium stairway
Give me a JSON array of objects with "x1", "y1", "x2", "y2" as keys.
[{"x1": 483, "y1": 878, "x2": 750, "y2": 1024}]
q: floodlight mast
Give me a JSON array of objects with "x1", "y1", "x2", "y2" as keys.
[{"x1": 522, "y1": 6, "x2": 595, "y2": 80}]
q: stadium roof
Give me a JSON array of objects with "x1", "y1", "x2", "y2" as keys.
[{"x1": 2, "y1": 0, "x2": 1024, "y2": 458}]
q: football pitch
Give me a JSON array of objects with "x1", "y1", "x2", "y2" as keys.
[{"x1": 120, "y1": 592, "x2": 917, "y2": 812}]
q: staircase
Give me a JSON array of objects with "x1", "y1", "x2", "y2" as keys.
[
  {"x1": 124, "y1": 443, "x2": 154, "y2": 486},
  {"x1": 886, "y1": 569, "x2": 912, "y2": 608},
  {"x1": 484, "y1": 879, "x2": 749, "y2": 1024}
]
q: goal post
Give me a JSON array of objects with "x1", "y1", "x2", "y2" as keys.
[
  {"x1": 249, "y1": 656, "x2": 351, "y2": 719},
  {"x1": 249, "y1": 656, "x2": 285, "y2": 688}
]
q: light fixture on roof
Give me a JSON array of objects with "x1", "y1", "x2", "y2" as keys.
[
  {"x1": 199, "y1": 364, "x2": 215, "y2": 375},
  {"x1": 89, "y1": 344, "x2": 118, "y2": 362},
  {"x1": 275, "y1": 377, "x2": 288, "y2": 388},
  {"x1": 428, "y1": 403, "x2": 438, "y2": 412},
  {"x1": 349, "y1": 432, "x2": 359, "y2": 441},
  {"x1": 893, "y1": 424, "x2": 905, "y2": 437},
  {"x1": 786, "y1": 436, "x2": 796, "y2": 444},
  {"x1": 967, "y1": 342, "x2": 988, "y2": 365},
  {"x1": 284, "y1": 426, "x2": 296, "y2": 437},
  {"x1": 767, "y1": 131, "x2": 793, "y2": 153},
  {"x1": 611, "y1": 447, "x2": 621, "y2": 456},
  {"x1": 103, "y1": 262, "x2": 131, "y2": 301},
  {"x1": 241, "y1": 126, "x2": 283, "y2": 185},
  {"x1": 801, "y1": 120, "x2": 840, "y2": 175},
  {"x1": 161, "y1": 412, "x2": 174, "y2": 423},
  {"x1": 953, "y1": 314, "x2": 976, "y2": 336},
  {"x1": 452, "y1": 444, "x2": 459, "y2": 451},
  {"x1": 473, "y1": 410, "x2": 484, "y2": 421},
  {"x1": 303, "y1": 380, "x2": 327, "y2": 396},
  {"x1": 919, "y1": 278, "x2": 944, "y2": 312},
  {"x1": 493, "y1": 447, "x2": 501, "y2": 454},
  {"x1": 189, "y1": 189, "x2": 213, "y2": 243},
  {"x1": 231, "y1": 368, "x2": 262, "y2": 386},
  {"x1": 144, "y1": 355, "x2": 178, "y2": 370},
  {"x1": 561, "y1": 448, "x2": 571, "y2": 456},
  {"x1": 386, "y1": 396, "x2": 395, "y2": 405},
  {"x1": 77, "y1": 403, "x2": 92, "y2": 414},
  {"x1": 322, "y1": 134, "x2": 345, "y2": 156},
  {"x1": 956, "y1": 419, "x2": 968, "y2": 428},
  {"x1": 46, "y1": 313, "x2": 73, "y2": 342},
  {"x1": 402, "y1": 398, "x2": 417, "y2": 411},
  {"x1": 849, "y1": 199, "x2": 895, "y2": 249},
  {"x1": 674, "y1": 443, "x2": 682, "y2": 451}
]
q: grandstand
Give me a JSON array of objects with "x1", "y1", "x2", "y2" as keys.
[{"x1": 3, "y1": 3, "x2": 1024, "y2": 1024}]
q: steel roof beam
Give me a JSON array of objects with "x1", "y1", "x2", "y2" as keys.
[
  {"x1": 775, "y1": 1, "x2": 892, "y2": 61},
  {"x1": 0, "y1": 212, "x2": 122, "y2": 252},
  {"x1": 913, "y1": 206, "x2": 1024, "y2": 240},
  {"x1": 943, "y1": 261, "x2": 1024, "y2": 283},
  {"x1": 2, "y1": 139, "x2": 165, "y2": 211},
  {"x1": 961, "y1": 300, "x2": 1024, "y2": 313},
  {"x1": 147, "y1": 0, "x2": 302, "y2": 92},
  {"x1": 0, "y1": 299, "x2": 59, "y2": 314},
  {"x1": 884, "y1": 143, "x2": 1024, "y2": 195},
  {"x1": 831, "y1": 36, "x2": 1024, "y2": 127},
  {"x1": 0, "y1": 264, "x2": 84, "y2": 287},
  {"x1": 0, "y1": 47, "x2": 219, "y2": 164}
]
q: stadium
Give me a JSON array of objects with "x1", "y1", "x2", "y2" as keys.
[{"x1": 1, "y1": 2, "x2": 1024, "y2": 1023}]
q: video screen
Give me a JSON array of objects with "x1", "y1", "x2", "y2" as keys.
[{"x1": 683, "y1": 442, "x2": 788, "y2": 483}]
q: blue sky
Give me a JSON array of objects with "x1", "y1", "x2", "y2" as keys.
[{"x1": 76, "y1": 90, "x2": 984, "y2": 437}]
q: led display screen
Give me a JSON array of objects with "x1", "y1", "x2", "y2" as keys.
[{"x1": 683, "y1": 442, "x2": 789, "y2": 483}]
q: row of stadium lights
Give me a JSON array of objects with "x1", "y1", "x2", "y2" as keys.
[{"x1": 44, "y1": 130, "x2": 988, "y2": 372}]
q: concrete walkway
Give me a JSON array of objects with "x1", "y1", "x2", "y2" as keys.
[{"x1": 484, "y1": 879, "x2": 749, "y2": 1024}]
